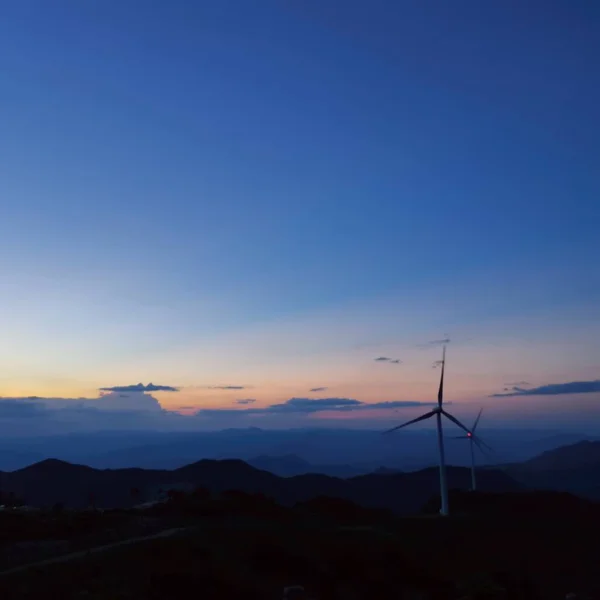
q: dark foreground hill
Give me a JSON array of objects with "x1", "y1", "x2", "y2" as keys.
[
  {"x1": 0, "y1": 458, "x2": 520, "y2": 514},
  {"x1": 1, "y1": 488, "x2": 600, "y2": 599}
]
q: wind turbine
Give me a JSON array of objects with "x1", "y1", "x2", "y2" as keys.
[
  {"x1": 451, "y1": 407, "x2": 493, "y2": 492},
  {"x1": 383, "y1": 346, "x2": 470, "y2": 516}
]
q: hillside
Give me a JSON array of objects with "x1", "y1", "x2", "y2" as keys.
[
  {"x1": 504, "y1": 440, "x2": 600, "y2": 500},
  {"x1": 0, "y1": 458, "x2": 520, "y2": 514},
  {"x1": 1, "y1": 489, "x2": 599, "y2": 599},
  {"x1": 247, "y1": 454, "x2": 366, "y2": 478},
  {"x1": 520, "y1": 440, "x2": 600, "y2": 470}
]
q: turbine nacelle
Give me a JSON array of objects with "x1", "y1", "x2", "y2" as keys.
[{"x1": 451, "y1": 408, "x2": 494, "y2": 455}]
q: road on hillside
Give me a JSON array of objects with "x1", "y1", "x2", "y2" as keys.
[{"x1": 0, "y1": 527, "x2": 188, "y2": 577}]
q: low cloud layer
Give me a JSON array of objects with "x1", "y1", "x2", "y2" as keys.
[
  {"x1": 99, "y1": 383, "x2": 179, "y2": 393},
  {"x1": 0, "y1": 392, "x2": 173, "y2": 436},
  {"x1": 0, "y1": 392, "x2": 438, "y2": 436},
  {"x1": 197, "y1": 397, "x2": 436, "y2": 417},
  {"x1": 309, "y1": 387, "x2": 328, "y2": 392},
  {"x1": 490, "y1": 380, "x2": 600, "y2": 397}
]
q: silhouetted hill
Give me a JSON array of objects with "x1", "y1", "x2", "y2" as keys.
[
  {"x1": 504, "y1": 440, "x2": 600, "y2": 500},
  {"x1": 247, "y1": 454, "x2": 365, "y2": 478},
  {"x1": 423, "y1": 488, "x2": 600, "y2": 519},
  {"x1": 372, "y1": 466, "x2": 403, "y2": 475},
  {"x1": 520, "y1": 440, "x2": 600, "y2": 470},
  {"x1": 3, "y1": 488, "x2": 600, "y2": 599},
  {"x1": 17, "y1": 458, "x2": 95, "y2": 475},
  {"x1": 0, "y1": 458, "x2": 520, "y2": 514}
]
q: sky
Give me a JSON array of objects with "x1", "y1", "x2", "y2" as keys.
[{"x1": 0, "y1": 0, "x2": 599, "y2": 434}]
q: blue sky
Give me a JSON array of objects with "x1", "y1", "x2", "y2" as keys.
[{"x1": 0, "y1": 1, "x2": 598, "y2": 429}]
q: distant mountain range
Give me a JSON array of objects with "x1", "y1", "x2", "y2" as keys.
[
  {"x1": 2, "y1": 440, "x2": 599, "y2": 514},
  {"x1": 0, "y1": 458, "x2": 518, "y2": 514},
  {"x1": 0, "y1": 428, "x2": 593, "y2": 471}
]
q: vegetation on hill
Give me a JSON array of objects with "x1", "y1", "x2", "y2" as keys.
[{"x1": 0, "y1": 487, "x2": 599, "y2": 598}]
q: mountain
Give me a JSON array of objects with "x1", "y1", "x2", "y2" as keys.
[
  {"x1": 0, "y1": 458, "x2": 520, "y2": 514},
  {"x1": 247, "y1": 454, "x2": 366, "y2": 478},
  {"x1": 520, "y1": 440, "x2": 600, "y2": 470},
  {"x1": 372, "y1": 466, "x2": 403, "y2": 475},
  {"x1": 504, "y1": 440, "x2": 600, "y2": 500},
  {"x1": 0, "y1": 429, "x2": 594, "y2": 471}
]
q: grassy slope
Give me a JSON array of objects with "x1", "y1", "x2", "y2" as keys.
[{"x1": 0, "y1": 508, "x2": 599, "y2": 599}]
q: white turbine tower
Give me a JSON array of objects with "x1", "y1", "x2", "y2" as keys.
[
  {"x1": 451, "y1": 407, "x2": 493, "y2": 492},
  {"x1": 383, "y1": 346, "x2": 470, "y2": 516}
]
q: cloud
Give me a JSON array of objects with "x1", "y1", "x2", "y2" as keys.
[
  {"x1": 490, "y1": 380, "x2": 600, "y2": 397},
  {"x1": 418, "y1": 338, "x2": 451, "y2": 349},
  {"x1": 0, "y1": 392, "x2": 165, "y2": 416},
  {"x1": 99, "y1": 382, "x2": 179, "y2": 393},
  {"x1": 366, "y1": 401, "x2": 434, "y2": 409},
  {"x1": 0, "y1": 392, "x2": 179, "y2": 437},
  {"x1": 389, "y1": 359, "x2": 402, "y2": 364},
  {"x1": 197, "y1": 397, "x2": 436, "y2": 417},
  {"x1": 269, "y1": 398, "x2": 362, "y2": 413},
  {"x1": 309, "y1": 387, "x2": 328, "y2": 392},
  {"x1": 505, "y1": 381, "x2": 530, "y2": 387},
  {"x1": 209, "y1": 385, "x2": 246, "y2": 390},
  {"x1": 0, "y1": 399, "x2": 48, "y2": 419},
  {"x1": 374, "y1": 357, "x2": 391, "y2": 362},
  {"x1": 0, "y1": 391, "x2": 439, "y2": 435}
]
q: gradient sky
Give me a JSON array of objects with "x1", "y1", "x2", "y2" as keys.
[{"x1": 1, "y1": 1, "x2": 599, "y2": 430}]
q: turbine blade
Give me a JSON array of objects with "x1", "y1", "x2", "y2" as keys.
[
  {"x1": 383, "y1": 411, "x2": 436, "y2": 434},
  {"x1": 451, "y1": 436, "x2": 466, "y2": 439},
  {"x1": 473, "y1": 434, "x2": 494, "y2": 453},
  {"x1": 437, "y1": 345, "x2": 446, "y2": 407},
  {"x1": 472, "y1": 436, "x2": 485, "y2": 453},
  {"x1": 441, "y1": 410, "x2": 471, "y2": 435},
  {"x1": 472, "y1": 407, "x2": 483, "y2": 432}
]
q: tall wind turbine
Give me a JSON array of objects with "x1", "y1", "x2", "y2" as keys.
[
  {"x1": 451, "y1": 407, "x2": 493, "y2": 492},
  {"x1": 383, "y1": 346, "x2": 470, "y2": 516}
]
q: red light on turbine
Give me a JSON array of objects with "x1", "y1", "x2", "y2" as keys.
[{"x1": 467, "y1": 432, "x2": 472, "y2": 437}]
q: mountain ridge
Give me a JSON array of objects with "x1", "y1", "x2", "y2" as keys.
[{"x1": 0, "y1": 457, "x2": 519, "y2": 515}]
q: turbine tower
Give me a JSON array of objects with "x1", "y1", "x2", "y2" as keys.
[
  {"x1": 451, "y1": 407, "x2": 493, "y2": 492},
  {"x1": 383, "y1": 346, "x2": 470, "y2": 516}
]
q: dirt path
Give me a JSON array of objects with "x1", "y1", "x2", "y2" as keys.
[{"x1": 0, "y1": 527, "x2": 187, "y2": 577}]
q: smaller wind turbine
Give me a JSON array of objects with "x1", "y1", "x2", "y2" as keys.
[
  {"x1": 451, "y1": 408, "x2": 493, "y2": 492},
  {"x1": 383, "y1": 346, "x2": 471, "y2": 516}
]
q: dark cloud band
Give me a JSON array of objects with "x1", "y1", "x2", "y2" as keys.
[
  {"x1": 197, "y1": 397, "x2": 436, "y2": 417},
  {"x1": 490, "y1": 380, "x2": 600, "y2": 397},
  {"x1": 99, "y1": 383, "x2": 179, "y2": 393}
]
